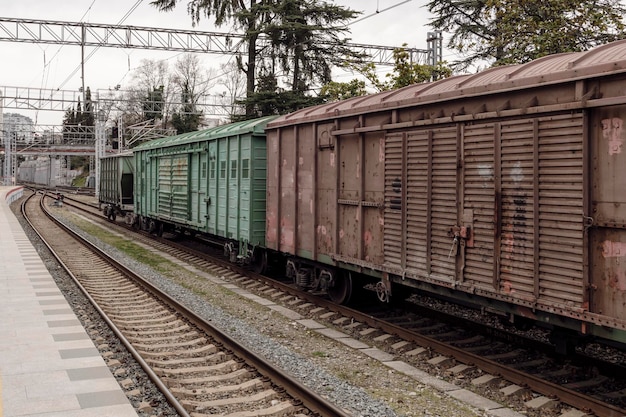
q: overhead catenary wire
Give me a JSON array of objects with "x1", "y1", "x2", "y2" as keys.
[
  {"x1": 348, "y1": 0, "x2": 413, "y2": 26},
  {"x1": 54, "y1": 0, "x2": 144, "y2": 92}
]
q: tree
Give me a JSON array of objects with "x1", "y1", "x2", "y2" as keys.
[
  {"x1": 150, "y1": 0, "x2": 362, "y2": 118},
  {"x1": 83, "y1": 87, "x2": 95, "y2": 127},
  {"x1": 236, "y1": 66, "x2": 326, "y2": 118},
  {"x1": 427, "y1": 0, "x2": 626, "y2": 69},
  {"x1": 143, "y1": 85, "x2": 165, "y2": 122},
  {"x1": 261, "y1": 0, "x2": 362, "y2": 93},
  {"x1": 320, "y1": 45, "x2": 452, "y2": 102},
  {"x1": 150, "y1": 0, "x2": 264, "y2": 117},
  {"x1": 62, "y1": 87, "x2": 98, "y2": 144},
  {"x1": 170, "y1": 54, "x2": 214, "y2": 132},
  {"x1": 171, "y1": 86, "x2": 202, "y2": 133},
  {"x1": 217, "y1": 61, "x2": 247, "y2": 120},
  {"x1": 235, "y1": 1, "x2": 362, "y2": 117},
  {"x1": 131, "y1": 59, "x2": 174, "y2": 126},
  {"x1": 320, "y1": 79, "x2": 367, "y2": 101}
]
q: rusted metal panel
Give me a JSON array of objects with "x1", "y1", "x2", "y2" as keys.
[
  {"x1": 498, "y1": 119, "x2": 536, "y2": 300},
  {"x1": 461, "y1": 123, "x2": 496, "y2": 288},
  {"x1": 384, "y1": 126, "x2": 458, "y2": 280},
  {"x1": 295, "y1": 124, "x2": 315, "y2": 258},
  {"x1": 384, "y1": 133, "x2": 404, "y2": 269},
  {"x1": 537, "y1": 114, "x2": 584, "y2": 305},
  {"x1": 430, "y1": 127, "x2": 459, "y2": 281},
  {"x1": 362, "y1": 132, "x2": 386, "y2": 264},
  {"x1": 405, "y1": 131, "x2": 430, "y2": 275},
  {"x1": 590, "y1": 105, "x2": 626, "y2": 319},
  {"x1": 338, "y1": 133, "x2": 362, "y2": 259},
  {"x1": 315, "y1": 123, "x2": 338, "y2": 261},
  {"x1": 337, "y1": 129, "x2": 385, "y2": 262},
  {"x1": 268, "y1": 40, "x2": 626, "y2": 129},
  {"x1": 279, "y1": 128, "x2": 297, "y2": 254},
  {"x1": 265, "y1": 128, "x2": 281, "y2": 251}
]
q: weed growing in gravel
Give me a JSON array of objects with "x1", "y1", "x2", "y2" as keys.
[
  {"x1": 70, "y1": 217, "x2": 176, "y2": 275},
  {"x1": 312, "y1": 351, "x2": 328, "y2": 358}
]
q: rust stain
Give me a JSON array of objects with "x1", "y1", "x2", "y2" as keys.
[
  {"x1": 607, "y1": 271, "x2": 626, "y2": 291},
  {"x1": 502, "y1": 224, "x2": 515, "y2": 259},
  {"x1": 601, "y1": 117, "x2": 624, "y2": 155},
  {"x1": 502, "y1": 280, "x2": 516, "y2": 294},
  {"x1": 279, "y1": 217, "x2": 294, "y2": 248},
  {"x1": 602, "y1": 240, "x2": 626, "y2": 257},
  {"x1": 601, "y1": 240, "x2": 626, "y2": 291},
  {"x1": 363, "y1": 230, "x2": 373, "y2": 247},
  {"x1": 379, "y1": 138, "x2": 385, "y2": 162},
  {"x1": 266, "y1": 211, "x2": 277, "y2": 243}
]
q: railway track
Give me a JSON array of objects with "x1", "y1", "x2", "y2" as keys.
[
  {"x1": 54, "y1": 192, "x2": 626, "y2": 417},
  {"x1": 24, "y1": 191, "x2": 350, "y2": 417}
]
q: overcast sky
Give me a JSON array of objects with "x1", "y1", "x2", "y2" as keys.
[{"x1": 1, "y1": 0, "x2": 445, "y2": 125}]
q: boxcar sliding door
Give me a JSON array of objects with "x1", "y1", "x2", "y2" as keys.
[
  {"x1": 590, "y1": 106, "x2": 626, "y2": 321},
  {"x1": 384, "y1": 127, "x2": 459, "y2": 283}
]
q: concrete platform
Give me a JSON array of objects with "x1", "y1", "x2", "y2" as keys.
[{"x1": 0, "y1": 186, "x2": 136, "y2": 417}]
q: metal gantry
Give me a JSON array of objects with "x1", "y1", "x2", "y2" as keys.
[
  {"x1": 0, "y1": 16, "x2": 442, "y2": 184},
  {"x1": 0, "y1": 17, "x2": 432, "y2": 65}
]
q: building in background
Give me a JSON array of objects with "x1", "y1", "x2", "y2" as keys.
[{"x1": 2, "y1": 113, "x2": 35, "y2": 145}]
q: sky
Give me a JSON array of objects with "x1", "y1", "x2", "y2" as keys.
[{"x1": 1, "y1": 0, "x2": 448, "y2": 126}]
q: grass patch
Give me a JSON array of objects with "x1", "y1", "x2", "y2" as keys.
[
  {"x1": 72, "y1": 218, "x2": 176, "y2": 274},
  {"x1": 312, "y1": 351, "x2": 328, "y2": 358}
]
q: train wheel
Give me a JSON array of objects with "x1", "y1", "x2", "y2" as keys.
[
  {"x1": 252, "y1": 250, "x2": 268, "y2": 274},
  {"x1": 327, "y1": 271, "x2": 353, "y2": 305},
  {"x1": 375, "y1": 281, "x2": 390, "y2": 303}
]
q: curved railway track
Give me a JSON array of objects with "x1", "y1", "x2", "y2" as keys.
[
  {"x1": 52, "y1": 192, "x2": 626, "y2": 417},
  {"x1": 23, "y1": 191, "x2": 350, "y2": 417}
]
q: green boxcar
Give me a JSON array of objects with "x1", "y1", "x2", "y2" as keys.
[{"x1": 133, "y1": 116, "x2": 276, "y2": 250}]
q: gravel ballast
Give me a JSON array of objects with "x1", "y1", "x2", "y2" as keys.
[{"x1": 14, "y1": 196, "x2": 486, "y2": 417}]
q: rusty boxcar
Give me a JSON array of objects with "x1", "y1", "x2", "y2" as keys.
[{"x1": 265, "y1": 40, "x2": 626, "y2": 347}]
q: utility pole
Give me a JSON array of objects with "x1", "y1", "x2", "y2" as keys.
[{"x1": 95, "y1": 108, "x2": 106, "y2": 196}]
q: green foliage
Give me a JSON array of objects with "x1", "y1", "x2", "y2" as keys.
[
  {"x1": 62, "y1": 86, "x2": 96, "y2": 143},
  {"x1": 427, "y1": 0, "x2": 626, "y2": 69},
  {"x1": 320, "y1": 79, "x2": 367, "y2": 101},
  {"x1": 259, "y1": 0, "x2": 362, "y2": 91},
  {"x1": 321, "y1": 45, "x2": 452, "y2": 101},
  {"x1": 235, "y1": 69, "x2": 325, "y2": 119},
  {"x1": 171, "y1": 86, "x2": 202, "y2": 133},
  {"x1": 143, "y1": 85, "x2": 164, "y2": 121},
  {"x1": 151, "y1": 0, "x2": 362, "y2": 119}
]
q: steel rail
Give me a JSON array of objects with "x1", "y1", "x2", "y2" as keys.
[
  {"x1": 30, "y1": 192, "x2": 352, "y2": 417},
  {"x1": 56, "y1": 195, "x2": 626, "y2": 417},
  {"x1": 21, "y1": 192, "x2": 192, "y2": 417}
]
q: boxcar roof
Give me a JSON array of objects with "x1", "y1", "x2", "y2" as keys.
[
  {"x1": 268, "y1": 39, "x2": 626, "y2": 127},
  {"x1": 133, "y1": 115, "x2": 278, "y2": 151},
  {"x1": 101, "y1": 150, "x2": 133, "y2": 159}
]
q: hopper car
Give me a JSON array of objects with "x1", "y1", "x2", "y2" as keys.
[
  {"x1": 99, "y1": 40, "x2": 626, "y2": 349},
  {"x1": 99, "y1": 151, "x2": 135, "y2": 222}
]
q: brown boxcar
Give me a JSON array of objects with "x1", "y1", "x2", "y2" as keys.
[{"x1": 265, "y1": 40, "x2": 626, "y2": 346}]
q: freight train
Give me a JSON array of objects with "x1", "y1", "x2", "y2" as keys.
[{"x1": 100, "y1": 39, "x2": 626, "y2": 351}]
